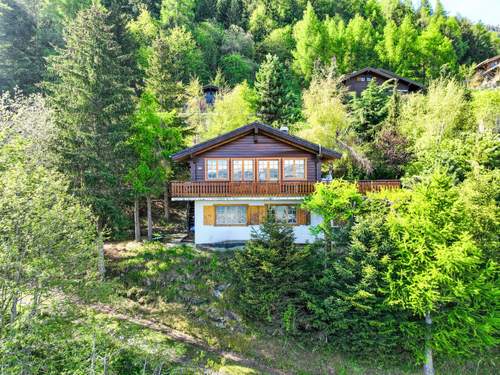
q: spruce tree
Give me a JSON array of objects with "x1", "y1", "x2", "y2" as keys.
[
  {"x1": 254, "y1": 54, "x2": 299, "y2": 127},
  {"x1": 46, "y1": 2, "x2": 135, "y2": 234}
]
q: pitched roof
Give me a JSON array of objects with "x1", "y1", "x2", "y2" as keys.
[
  {"x1": 475, "y1": 55, "x2": 500, "y2": 69},
  {"x1": 340, "y1": 67, "x2": 425, "y2": 89},
  {"x1": 171, "y1": 121, "x2": 341, "y2": 162}
]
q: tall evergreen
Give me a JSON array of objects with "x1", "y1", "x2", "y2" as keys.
[
  {"x1": 254, "y1": 54, "x2": 299, "y2": 127},
  {"x1": 46, "y1": 2, "x2": 135, "y2": 233}
]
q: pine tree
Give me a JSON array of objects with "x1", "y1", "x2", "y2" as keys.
[
  {"x1": 254, "y1": 54, "x2": 299, "y2": 127},
  {"x1": 351, "y1": 80, "x2": 392, "y2": 143},
  {"x1": 46, "y1": 2, "x2": 135, "y2": 234}
]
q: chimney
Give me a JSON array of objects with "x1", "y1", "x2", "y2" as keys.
[{"x1": 279, "y1": 125, "x2": 289, "y2": 133}]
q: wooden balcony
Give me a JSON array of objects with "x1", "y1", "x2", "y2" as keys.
[{"x1": 170, "y1": 179, "x2": 401, "y2": 198}]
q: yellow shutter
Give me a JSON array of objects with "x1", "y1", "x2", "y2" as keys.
[
  {"x1": 258, "y1": 206, "x2": 267, "y2": 223},
  {"x1": 203, "y1": 205, "x2": 215, "y2": 225},
  {"x1": 248, "y1": 206, "x2": 268, "y2": 225},
  {"x1": 297, "y1": 208, "x2": 310, "y2": 225}
]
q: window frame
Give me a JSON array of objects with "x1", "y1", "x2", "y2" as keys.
[
  {"x1": 205, "y1": 158, "x2": 229, "y2": 181},
  {"x1": 214, "y1": 204, "x2": 249, "y2": 226},
  {"x1": 268, "y1": 204, "x2": 299, "y2": 225},
  {"x1": 257, "y1": 158, "x2": 280, "y2": 182},
  {"x1": 231, "y1": 158, "x2": 255, "y2": 182},
  {"x1": 282, "y1": 158, "x2": 307, "y2": 181}
]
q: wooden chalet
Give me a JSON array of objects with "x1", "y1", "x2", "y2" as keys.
[{"x1": 340, "y1": 67, "x2": 424, "y2": 96}]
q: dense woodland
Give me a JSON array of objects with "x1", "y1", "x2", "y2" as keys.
[{"x1": 0, "y1": 0, "x2": 499, "y2": 374}]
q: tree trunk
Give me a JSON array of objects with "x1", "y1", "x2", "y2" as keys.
[
  {"x1": 423, "y1": 312, "x2": 434, "y2": 375},
  {"x1": 96, "y1": 224, "x2": 105, "y2": 280},
  {"x1": 10, "y1": 292, "x2": 18, "y2": 324},
  {"x1": 134, "y1": 198, "x2": 141, "y2": 242},
  {"x1": 147, "y1": 195, "x2": 153, "y2": 241},
  {"x1": 186, "y1": 201, "x2": 191, "y2": 232},
  {"x1": 164, "y1": 183, "x2": 170, "y2": 221}
]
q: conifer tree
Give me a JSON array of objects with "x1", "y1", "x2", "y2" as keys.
[
  {"x1": 254, "y1": 54, "x2": 299, "y2": 127},
  {"x1": 46, "y1": 2, "x2": 135, "y2": 234}
]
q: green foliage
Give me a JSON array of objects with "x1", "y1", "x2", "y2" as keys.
[
  {"x1": 229, "y1": 211, "x2": 313, "y2": 323},
  {"x1": 350, "y1": 80, "x2": 392, "y2": 143},
  {"x1": 385, "y1": 169, "x2": 499, "y2": 358},
  {"x1": 46, "y1": 2, "x2": 135, "y2": 234},
  {"x1": 202, "y1": 81, "x2": 257, "y2": 140},
  {"x1": 147, "y1": 27, "x2": 205, "y2": 109},
  {"x1": 292, "y1": 2, "x2": 328, "y2": 81},
  {"x1": 127, "y1": 92, "x2": 183, "y2": 197},
  {"x1": 254, "y1": 54, "x2": 300, "y2": 127},
  {"x1": 219, "y1": 53, "x2": 256, "y2": 86},
  {"x1": 0, "y1": 137, "x2": 97, "y2": 329}
]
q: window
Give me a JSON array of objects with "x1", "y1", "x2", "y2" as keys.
[
  {"x1": 232, "y1": 159, "x2": 254, "y2": 181},
  {"x1": 356, "y1": 76, "x2": 365, "y2": 82},
  {"x1": 206, "y1": 159, "x2": 228, "y2": 180},
  {"x1": 283, "y1": 159, "x2": 306, "y2": 180},
  {"x1": 215, "y1": 205, "x2": 247, "y2": 225},
  {"x1": 258, "y1": 160, "x2": 279, "y2": 181},
  {"x1": 366, "y1": 76, "x2": 372, "y2": 81},
  {"x1": 271, "y1": 205, "x2": 297, "y2": 224}
]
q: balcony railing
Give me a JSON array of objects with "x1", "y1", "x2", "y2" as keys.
[{"x1": 171, "y1": 179, "x2": 401, "y2": 198}]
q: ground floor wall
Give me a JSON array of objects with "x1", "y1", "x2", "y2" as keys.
[{"x1": 193, "y1": 199, "x2": 322, "y2": 245}]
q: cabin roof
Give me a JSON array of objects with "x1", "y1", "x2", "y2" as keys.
[
  {"x1": 172, "y1": 121, "x2": 342, "y2": 162},
  {"x1": 340, "y1": 67, "x2": 425, "y2": 89},
  {"x1": 475, "y1": 55, "x2": 500, "y2": 69}
]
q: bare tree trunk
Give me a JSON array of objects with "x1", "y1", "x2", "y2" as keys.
[
  {"x1": 134, "y1": 198, "x2": 141, "y2": 242},
  {"x1": 147, "y1": 195, "x2": 153, "y2": 241},
  {"x1": 90, "y1": 336, "x2": 96, "y2": 375},
  {"x1": 103, "y1": 355, "x2": 108, "y2": 375},
  {"x1": 9, "y1": 292, "x2": 18, "y2": 324},
  {"x1": 29, "y1": 283, "x2": 41, "y2": 318},
  {"x1": 96, "y1": 224, "x2": 105, "y2": 280},
  {"x1": 164, "y1": 183, "x2": 170, "y2": 221},
  {"x1": 423, "y1": 312, "x2": 434, "y2": 375},
  {"x1": 185, "y1": 201, "x2": 191, "y2": 232}
]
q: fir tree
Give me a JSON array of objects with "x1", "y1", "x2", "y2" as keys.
[
  {"x1": 350, "y1": 80, "x2": 392, "y2": 143},
  {"x1": 46, "y1": 2, "x2": 135, "y2": 233},
  {"x1": 254, "y1": 54, "x2": 299, "y2": 127}
]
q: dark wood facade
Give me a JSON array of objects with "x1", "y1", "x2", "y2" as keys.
[
  {"x1": 341, "y1": 67, "x2": 424, "y2": 96},
  {"x1": 189, "y1": 133, "x2": 320, "y2": 182}
]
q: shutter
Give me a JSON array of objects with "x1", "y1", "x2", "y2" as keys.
[
  {"x1": 297, "y1": 208, "x2": 310, "y2": 225},
  {"x1": 258, "y1": 206, "x2": 267, "y2": 223},
  {"x1": 203, "y1": 205, "x2": 215, "y2": 225},
  {"x1": 249, "y1": 206, "x2": 267, "y2": 225}
]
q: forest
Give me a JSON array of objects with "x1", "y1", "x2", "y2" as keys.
[{"x1": 0, "y1": 0, "x2": 499, "y2": 374}]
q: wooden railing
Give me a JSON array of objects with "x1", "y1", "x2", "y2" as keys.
[{"x1": 171, "y1": 179, "x2": 401, "y2": 198}]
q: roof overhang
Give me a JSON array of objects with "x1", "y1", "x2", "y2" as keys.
[
  {"x1": 171, "y1": 121, "x2": 341, "y2": 162},
  {"x1": 340, "y1": 67, "x2": 425, "y2": 90}
]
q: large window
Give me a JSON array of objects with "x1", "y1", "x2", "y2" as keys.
[
  {"x1": 215, "y1": 205, "x2": 247, "y2": 225},
  {"x1": 258, "y1": 159, "x2": 279, "y2": 181},
  {"x1": 283, "y1": 159, "x2": 306, "y2": 180},
  {"x1": 232, "y1": 159, "x2": 254, "y2": 181},
  {"x1": 206, "y1": 159, "x2": 228, "y2": 180},
  {"x1": 271, "y1": 205, "x2": 297, "y2": 224}
]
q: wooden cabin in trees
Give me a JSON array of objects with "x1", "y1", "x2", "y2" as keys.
[
  {"x1": 472, "y1": 55, "x2": 500, "y2": 88},
  {"x1": 341, "y1": 67, "x2": 424, "y2": 96},
  {"x1": 170, "y1": 122, "x2": 400, "y2": 245},
  {"x1": 170, "y1": 122, "x2": 340, "y2": 244}
]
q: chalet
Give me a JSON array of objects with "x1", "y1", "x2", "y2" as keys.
[
  {"x1": 472, "y1": 55, "x2": 500, "y2": 88},
  {"x1": 170, "y1": 122, "x2": 340, "y2": 245},
  {"x1": 341, "y1": 67, "x2": 424, "y2": 96},
  {"x1": 171, "y1": 122, "x2": 400, "y2": 245},
  {"x1": 202, "y1": 84, "x2": 219, "y2": 107}
]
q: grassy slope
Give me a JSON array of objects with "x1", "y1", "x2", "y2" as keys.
[{"x1": 71, "y1": 241, "x2": 495, "y2": 375}]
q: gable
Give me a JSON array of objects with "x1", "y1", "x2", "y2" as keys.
[{"x1": 197, "y1": 133, "x2": 318, "y2": 158}]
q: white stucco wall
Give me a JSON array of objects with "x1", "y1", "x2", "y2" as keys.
[{"x1": 194, "y1": 199, "x2": 322, "y2": 244}]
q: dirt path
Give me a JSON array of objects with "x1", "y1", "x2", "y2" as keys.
[{"x1": 87, "y1": 301, "x2": 289, "y2": 375}]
